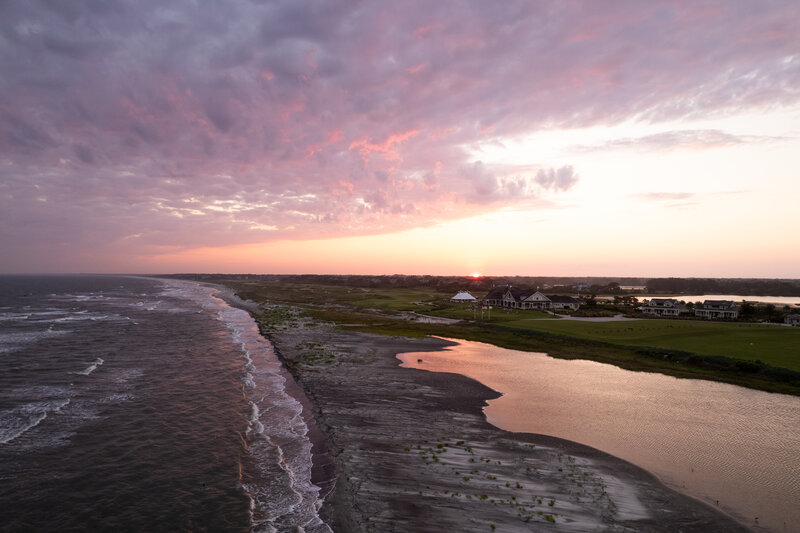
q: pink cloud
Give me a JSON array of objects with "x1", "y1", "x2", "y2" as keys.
[
  {"x1": 1, "y1": 0, "x2": 799, "y2": 269},
  {"x1": 348, "y1": 130, "x2": 420, "y2": 163}
]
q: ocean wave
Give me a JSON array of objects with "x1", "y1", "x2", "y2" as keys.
[
  {"x1": 0, "y1": 329, "x2": 72, "y2": 354},
  {"x1": 73, "y1": 358, "x2": 104, "y2": 376},
  {"x1": 0, "y1": 398, "x2": 71, "y2": 445},
  {"x1": 47, "y1": 293, "x2": 110, "y2": 303},
  {"x1": 1, "y1": 307, "x2": 131, "y2": 326},
  {"x1": 0, "y1": 312, "x2": 31, "y2": 322}
]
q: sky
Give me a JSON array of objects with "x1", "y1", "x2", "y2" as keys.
[{"x1": 1, "y1": 0, "x2": 799, "y2": 278}]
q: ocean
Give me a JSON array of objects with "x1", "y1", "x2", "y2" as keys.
[{"x1": 0, "y1": 275, "x2": 330, "y2": 532}]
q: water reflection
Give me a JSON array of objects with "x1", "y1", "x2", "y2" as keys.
[{"x1": 399, "y1": 338, "x2": 800, "y2": 533}]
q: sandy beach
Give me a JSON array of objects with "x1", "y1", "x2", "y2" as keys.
[{"x1": 234, "y1": 297, "x2": 749, "y2": 532}]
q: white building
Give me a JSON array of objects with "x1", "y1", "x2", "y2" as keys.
[
  {"x1": 520, "y1": 291, "x2": 551, "y2": 310},
  {"x1": 695, "y1": 300, "x2": 739, "y2": 319},
  {"x1": 640, "y1": 298, "x2": 687, "y2": 316},
  {"x1": 450, "y1": 291, "x2": 477, "y2": 303}
]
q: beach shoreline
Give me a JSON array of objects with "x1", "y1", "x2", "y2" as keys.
[{"x1": 219, "y1": 289, "x2": 749, "y2": 531}]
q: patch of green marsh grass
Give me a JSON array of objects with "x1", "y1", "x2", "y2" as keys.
[{"x1": 503, "y1": 318, "x2": 800, "y2": 371}]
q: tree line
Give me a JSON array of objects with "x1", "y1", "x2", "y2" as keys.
[{"x1": 645, "y1": 278, "x2": 800, "y2": 296}]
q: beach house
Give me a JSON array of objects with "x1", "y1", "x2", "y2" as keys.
[
  {"x1": 519, "y1": 290, "x2": 551, "y2": 310},
  {"x1": 482, "y1": 286, "x2": 582, "y2": 311},
  {"x1": 695, "y1": 300, "x2": 739, "y2": 319},
  {"x1": 640, "y1": 298, "x2": 688, "y2": 316},
  {"x1": 501, "y1": 287, "x2": 532, "y2": 309},
  {"x1": 547, "y1": 295, "x2": 582, "y2": 311},
  {"x1": 483, "y1": 286, "x2": 507, "y2": 307}
]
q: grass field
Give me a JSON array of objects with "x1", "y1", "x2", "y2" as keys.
[
  {"x1": 228, "y1": 280, "x2": 452, "y2": 311},
  {"x1": 503, "y1": 318, "x2": 800, "y2": 371},
  {"x1": 425, "y1": 305, "x2": 553, "y2": 321}
]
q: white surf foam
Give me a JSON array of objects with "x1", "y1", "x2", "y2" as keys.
[
  {"x1": 158, "y1": 278, "x2": 331, "y2": 533},
  {"x1": 0, "y1": 398, "x2": 71, "y2": 444},
  {"x1": 73, "y1": 358, "x2": 104, "y2": 376},
  {"x1": 0, "y1": 329, "x2": 72, "y2": 354}
]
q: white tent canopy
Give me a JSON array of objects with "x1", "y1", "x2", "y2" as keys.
[{"x1": 450, "y1": 291, "x2": 477, "y2": 302}]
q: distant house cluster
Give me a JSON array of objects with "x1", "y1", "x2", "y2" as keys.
[
  {"x1": 483, "y1": 286, "x2": 582, "y2": 311},
  {"x1": 450, "y1": 287, "x2": 582, "y2": 310},
  {"x1": 640, "y1": 298, "x2": 740, "y2": 319}
]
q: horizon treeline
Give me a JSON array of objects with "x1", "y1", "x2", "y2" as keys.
[{"x1": 165, "y1": 274, "x2": 800, "y2": 296}]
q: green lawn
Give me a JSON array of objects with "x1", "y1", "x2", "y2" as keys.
[
  {"x1": 503, "y1": 318, "x2": 800, "y2": 371},
  {"x1": 425, "y1": 305, "x2": 553, "y2": 321}
]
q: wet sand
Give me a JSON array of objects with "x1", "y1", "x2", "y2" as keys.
[{"x1": 243, "y1": 303, "x2": 750, "y2": 533}]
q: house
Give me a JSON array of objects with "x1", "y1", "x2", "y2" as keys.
[
  {"x1": 450, "y1": 291, "x2": 477, "y2": 303},
  {"x1": 483, "y1": 287, "x2": 582, "y2": 311},
  {"x1": 695, "y1": 300, "x2": 739, "y2": 319},
  {"x1": 785, "y1": 314, "x2": 800, "y2": 327},
  {"x1": 640, "y1": 298, "x2": 687, "y2": 316},
  {"x1": 483, "y1": 286, "x2": 549, "y2": 309},
  {"x1": 483, "y1": 286, "x2": 507, "y2": 307},
  {"x1": 501, "y1": 287, "x2": 532, "y2": 309},
  {"x1": 520, "y1": 291, "x2": 551, "y2": 310},
  {"x1": 547, "y1": 295, "x2": 582, "y2": 311}
]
